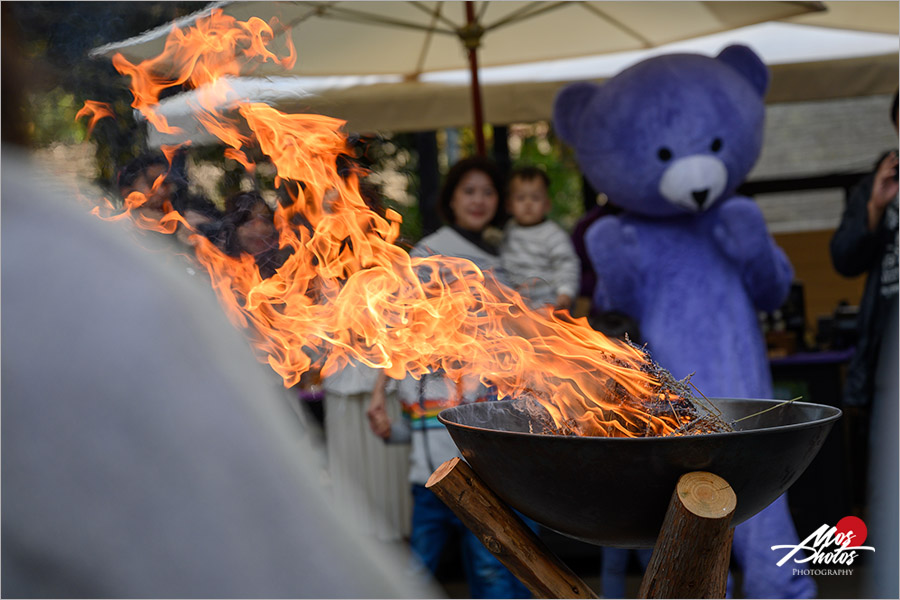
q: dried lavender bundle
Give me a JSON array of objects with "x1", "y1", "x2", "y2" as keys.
[
  {"x1": 633, "y1": 341, "x2": 733, "y2": 436},
  {"x1": 516, "y1": 339, "x2": 733, "y2": 438}
]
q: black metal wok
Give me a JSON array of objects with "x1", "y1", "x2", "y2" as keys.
[{"x1": 438, "y1": 397, "x2": 840, "y2": 548}]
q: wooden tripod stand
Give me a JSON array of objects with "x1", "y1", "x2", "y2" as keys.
[{"x1": 426, "y1": 458, "x2": 736, "y2": 598}]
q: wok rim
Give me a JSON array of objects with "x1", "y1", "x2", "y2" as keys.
[{"x1": 437, "y1": 397, "x2": 842, "y2": 441}]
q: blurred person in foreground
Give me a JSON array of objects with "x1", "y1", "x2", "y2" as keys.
[
  {"x1": 830, "y1": 91, "x2": 899, "y2": 599},
  {"x1": 1, "y1": 20, "x2": 435, "y2": 593},
  {"x1": 830, "y1": 92, "x2": 898, "y2": 410},
  {"x1": 1, "y1": 146, "x2": 438, "y2": 599}
]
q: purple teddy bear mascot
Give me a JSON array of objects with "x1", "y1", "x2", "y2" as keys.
[{"x1": 554, "y1": 45, "x2": 816, "y2": 598}]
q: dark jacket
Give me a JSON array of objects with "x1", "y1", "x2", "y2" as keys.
[{"x1": 830, "y1": 151, "x2": 899, "y2": 406}]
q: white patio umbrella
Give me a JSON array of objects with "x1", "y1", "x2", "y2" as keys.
[
  {"x1": 91, "y1": 0, "x2": 825, "y2": 154},
  {"x1": 137, "y1": 19, "x2": 897, "y2": 146}
]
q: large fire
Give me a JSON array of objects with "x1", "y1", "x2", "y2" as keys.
[{"x1": 82, "y1": 9, "x2": 717, "y2": 438}]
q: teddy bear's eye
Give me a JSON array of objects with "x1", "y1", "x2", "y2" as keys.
[
  {"x1": 657, "y1": 147, "x2": 673, "y2": 161},
  {"x1": 711, "y1": 138, "x2": 723, "y2": 152}
]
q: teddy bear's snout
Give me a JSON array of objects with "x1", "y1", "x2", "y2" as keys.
[
  {"x1": 658, "y1": 155, "x2": 727, "y2": 213},
  {"x1": 692, "y1": 189, "x2": 710, "y2": 209}
]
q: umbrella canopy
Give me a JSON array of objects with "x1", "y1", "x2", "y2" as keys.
[
  {"x1": 140, "y1": 20, "x2": 897, "y2": 144},
  {"x1": 94, "y1": 1, "x2": 826, "y2": 76},
  {"x1": 783, "y1": 0, "x2": 898, "y2": 33},
  {"x1": 92, "y1": 0, "x2": 825, "y2": 153}
]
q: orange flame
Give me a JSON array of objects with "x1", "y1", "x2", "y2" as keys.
[
  {"x1": 95, "y1": 9, "x2": 686, "y2": 437},
  {"x1": 75, "y1": 100, "x2": 114, "y2": 138}
]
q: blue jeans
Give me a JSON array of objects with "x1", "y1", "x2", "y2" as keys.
[
  {"x1": 728, "y1": 493, "x2": 817, "y2": 599},
  {"x1": 601, "y1": 547, "x2": 653, "y2": 598},
  {"x1": 409, "y1": 484, "x2": 534, "y2": 599}
]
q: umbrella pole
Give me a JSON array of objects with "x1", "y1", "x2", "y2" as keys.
[{"x1": 463, "y1": 1, "x2": 486, "y2": 156}]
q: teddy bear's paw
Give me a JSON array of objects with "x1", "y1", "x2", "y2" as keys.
[
  {"x1": 712, "y1": 197, "x2": 770, "y2": 265},
  {"x1": 585, "y1": 218, "x2": 642, "y2": 275},
  {"x1": 584, "y1": 218, "x2": 643, "y2": 312}
]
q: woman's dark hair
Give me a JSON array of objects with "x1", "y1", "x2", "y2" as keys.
[{"x1": 437, "y1": 156, "x2": 507, "y2": 229}]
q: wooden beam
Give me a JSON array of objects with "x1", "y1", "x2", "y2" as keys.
[
  {"x1": 639, "y1": 471, "x2": 736, "y2": 599},
  {"x1": 426, "y1": 457, "x2": 598, "y2": 599}
]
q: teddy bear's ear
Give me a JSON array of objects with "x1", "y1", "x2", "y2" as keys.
[
  {"x1": 716, "y1": 44, "x2": 769, "y2": 98},
  {"x1": 553, "y1": 81, "x2": 598, "y2": 145}
]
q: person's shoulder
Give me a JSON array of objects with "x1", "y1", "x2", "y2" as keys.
[
  {"x1": 413, "y1": 226, "x2": 462, "y2": 257},
  {"x1": 419, "y1": 226, "x2": 453, "y2": 244},
  {"x1": 535, "y1": 219, "x2": 569, "y2": 238},
  {"x1": 414, "y1": 226, "x2": 452, "y2": 251},
  {"x1": 540, "y1": 218, "x2": 567, "y2": 232},
  {"x1": 501, "y1": 220, "x2": 525, "y2": 241}
]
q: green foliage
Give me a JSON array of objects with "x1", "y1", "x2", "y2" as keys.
[
  {"x1": 455, "y1": 125, "x2": 495, "y2": 159},
  {"x1": 383, "y1": 196, "x2": 422, "y2": 248},
  {"x1": 26, "y1": 88, "x2": 86, "y2": 146},
  {"x1": 355, "y1": 133, "x2": 423, "y2": 245},
  {"x1": 8, "y1": 1, "x2": 208, "y2": 188}
]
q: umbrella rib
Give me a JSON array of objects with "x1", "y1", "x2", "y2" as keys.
[
  {"x1": 578, "y1": 1, "x2": 654, "y2": 48},
  {"x1": 410, "y1": 1, "x2": 445, "y2": 79},
  {"x1": 476, "y1": 1, "x2": 491, "y2": 22},
  {"x1": 274, "y1": 1, "x2": 340, "y2": 32},
  {"x1": 408, "y1": 1, "x2": 461, "y2": 31},
  {"x1": 482, "y1": 1, "x2": 570, "y2": 32},
  {"x1": 89, "y1": 0, "x2": 232, "y2": 57}
]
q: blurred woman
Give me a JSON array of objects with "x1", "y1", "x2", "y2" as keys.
[{"x1": 319, "y1": 181, "x2": 413, "y2": 544}]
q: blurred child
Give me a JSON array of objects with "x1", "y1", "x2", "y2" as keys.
[{"x1": 500, "y1": 166, "x2": 579, "y2": 311}]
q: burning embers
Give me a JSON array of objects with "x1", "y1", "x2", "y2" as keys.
[
  {"x1": 81, "y1": 9, "x2": 729, "y2": 439},
  {"x1": 519, "y1": 347, "x2": 734, "y2": 437}
]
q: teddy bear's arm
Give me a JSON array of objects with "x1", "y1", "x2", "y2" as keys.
[
  {"x1": 584, "y1": 216, "x2": 643, "y2": 314},
  {"x1": 712, "y1": 197, "x2": 793, "y2": 312},
  {"x1": 747, "y1": 243, "x2": 794, "y2": 312}
]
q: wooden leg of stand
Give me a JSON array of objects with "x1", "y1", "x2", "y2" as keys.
[
  {"x1": 639, "y1": 471, "x2": 736, "y2": 599},
  {"x1": 426, "y1": 457, "x2": 598, "y2": 599}
]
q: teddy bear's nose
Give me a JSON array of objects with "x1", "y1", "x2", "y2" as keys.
[{"x1": 692, "y1": 189, "x2": 710, "y2": 209}]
